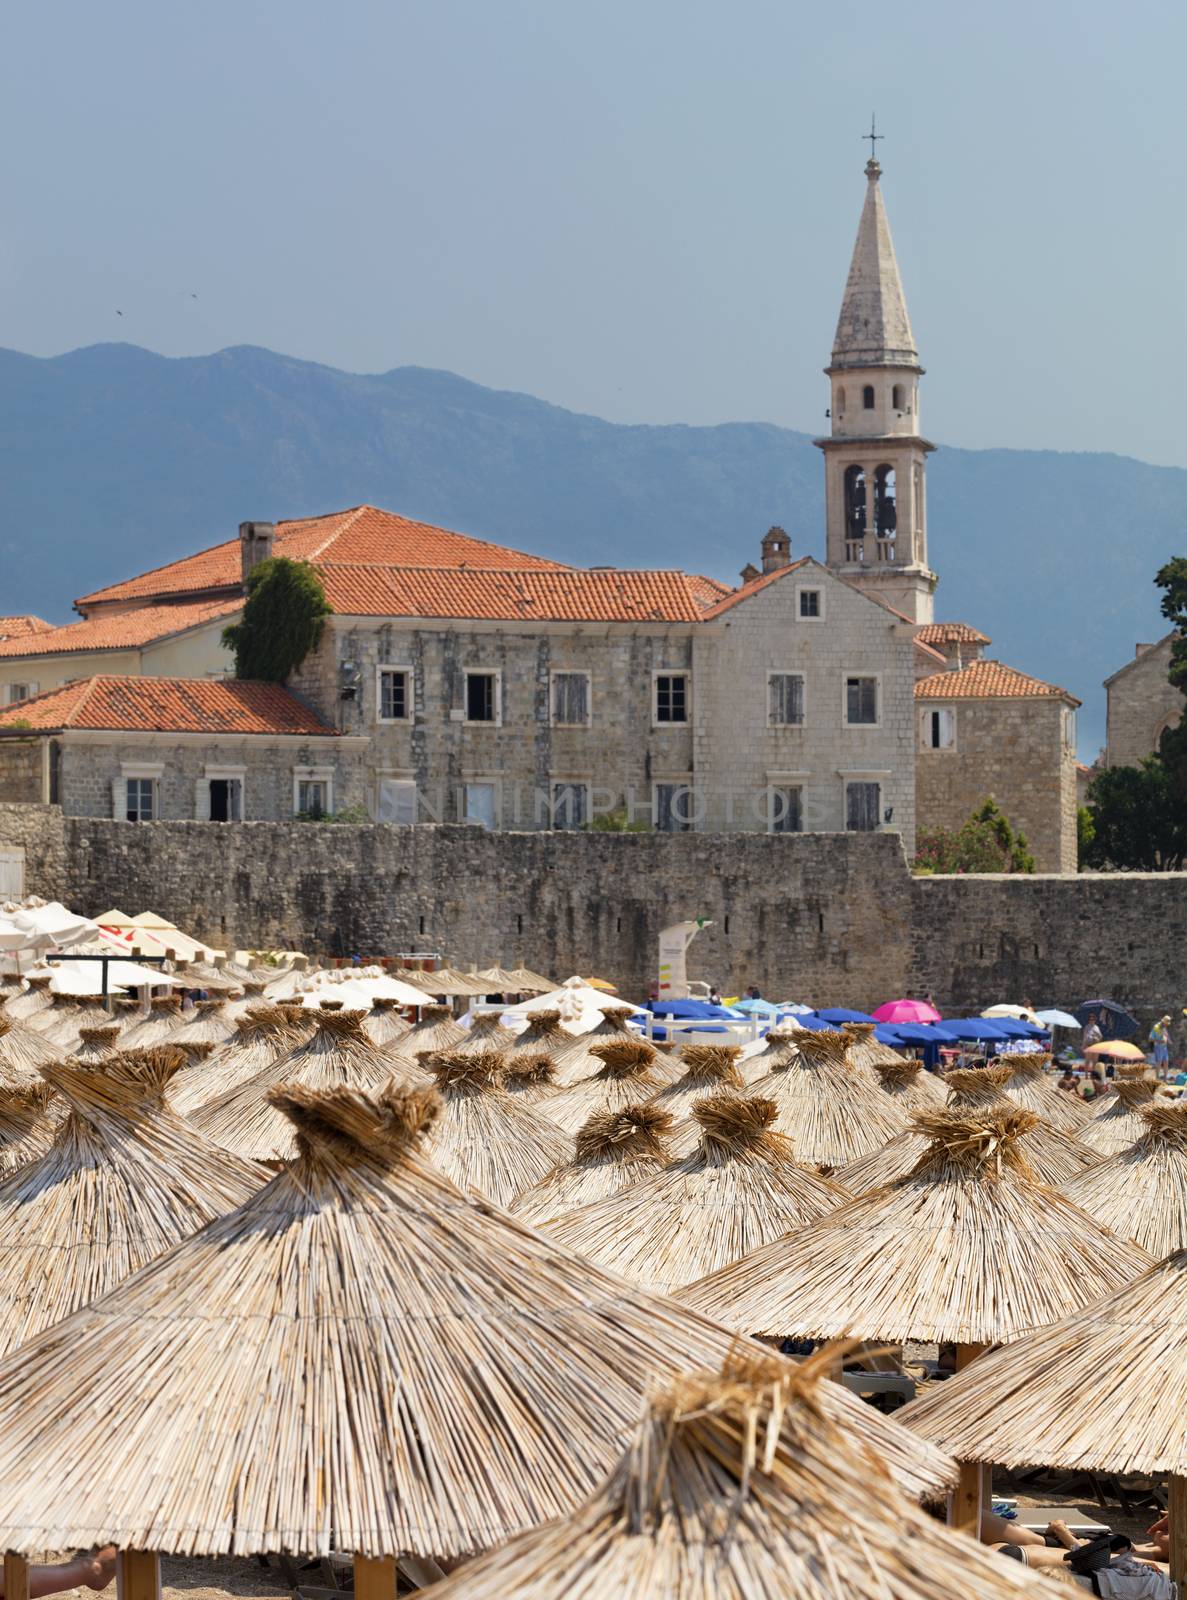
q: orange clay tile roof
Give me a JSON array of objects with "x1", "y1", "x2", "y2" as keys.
[
  {"x1": 697, "y1": 558, "x2": 813, "y2": 619},
  {"x1": 915, "y1": 660, "x2": 1081, "y2": 705},
  {"x1": 916, "y1": 621, "x2": 991, "y2": 646},
  {"x1": 0, "y1": 616, "x2": 52, "y2": 640},
  {"x1": 77, "y1": 506, "x2": 567, "y2": 609},
  {"x1": 0, "y1": 598, "x2": 242, "y2": 659},
  {"x1": 0, "y1": 676, "x2": 337, "y2": 736},
  {"x1": 914, "y1": 637, "x2": 947, "y2": 666},
  {"x1": 317, "y1": 565, "x2": 713, "y2": 623},
  {"x1": 687, "y1": 574, "x2": 733, "y2": 607}
]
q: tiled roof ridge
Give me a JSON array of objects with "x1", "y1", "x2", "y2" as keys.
[
  {"x1": 0, "y1": 675, "x2": 338, "y2": 736},
  {"x1": 0, "y1": 598, "x2": 243, "y2": 660},
  {"x1": 698, "y1": 557, "x2": 813, "y2": 619},
  {"x1": 916, "y1": 620, "x2": 991, "y2": 645},
  {"x1": 915, "y1": 658, "x2": 1080, "y2": 705}
]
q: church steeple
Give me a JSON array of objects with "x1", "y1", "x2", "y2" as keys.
[{"x1": 815, "y1": 153, "x2": 937, "y2": 625}]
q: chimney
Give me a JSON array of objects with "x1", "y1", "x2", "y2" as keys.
[
  {"x1": 739, "y1": 562, "x2": 760, "y2": 585},
  {"x1": 761, "y1": 526, "x2": 791, "y2": 575},
  {"x1": 239, "y1": 521, "x2": 275, "y2": 587}
]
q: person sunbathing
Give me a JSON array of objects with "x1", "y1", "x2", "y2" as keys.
[
  {"x1": 0, "y1": 1549, "x2": 116, "y2": 1596},
  {"x1": 991, "y1": 1517, "x2": 1168, "y2": 1576}
]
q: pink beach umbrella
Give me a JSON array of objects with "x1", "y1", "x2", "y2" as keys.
[{"x1": 871, "y1": 998, "x2": 943, "y2": 1025}]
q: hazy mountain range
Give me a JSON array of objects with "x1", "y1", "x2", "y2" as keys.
[{"x1": 2, "y1": 342, "x2": 1184, "y2": 757}]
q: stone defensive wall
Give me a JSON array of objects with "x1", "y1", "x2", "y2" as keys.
[{"x1": 1, "y1": 805, "x2": 1183, "y2": 1022}]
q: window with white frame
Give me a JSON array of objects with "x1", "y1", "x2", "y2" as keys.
[
  {"x1": 125, "y1": 776, "x2": 157, "y2": 824},
  {"x1": 550, "y1": 670, "x2": 590, "y2": 726},
  {"x1": 551, "y1": 781, "x2": 588, "y2": 830},
  {"x1": 769, "y1": 672, "x2": 805, "y2": 727},
  {"x1": 920, "y1": 707, "x2": 956, "y2": 750},
  {"x1": 767, "y1": 785, "x2": 803, "y2": 833},
  {"x1": 846, "y1": 781, "x2": 881, "y2": 832},
  {"x1": 653, "y1": 782, "x2": 692, "y2": 833},
  {"x1": 464, "y1": 670, "x2": 499, "y2": 724},
  {"x1": 463, "y1": 782, "x2": 496, "y2": 829},
  {"x1": 6, "y1": 683, "x2": 36, "y2": 704},
  {"x1": 294, "y1": 769, "x2": 333, "y2": 818},
  {"x1": 377, "y1": 667, "x2": 411, "y2": 722},
  {"x1": 798, "y1": 588, "x2": 822, "y2": 620},
  {"x1": 377, "y1": 777, "x2": 416, "y2": 824},
  {"x1": 654, "y1": 673, "x2": 689, "y2": 725},
  {"x1": 845, "y1": 675, "x2": 879, "y2": 726}
]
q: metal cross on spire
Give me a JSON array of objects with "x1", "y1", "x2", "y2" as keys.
[{"x1": 863, "y1": 113, "x2": 883, "y2": 161}]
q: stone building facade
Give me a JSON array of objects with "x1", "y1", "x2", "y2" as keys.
[{"x1": 1104, "y1": 633, "x2": 1183, "y2": 769}]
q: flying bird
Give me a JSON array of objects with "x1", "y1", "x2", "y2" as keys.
[{"x1": 115, "y1": 310, "x2": 123, "y2": 317}]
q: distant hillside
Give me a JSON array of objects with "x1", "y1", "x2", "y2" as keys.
[{"x1": 2, "y1": 342, "x2": 1183, "y2": 755}]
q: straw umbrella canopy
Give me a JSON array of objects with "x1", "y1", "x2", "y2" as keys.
[
  {"x1": 0, "y1": 1079, "x2": 955, "y2": 1570},
  {"x1": 168, "y1": 999, "x2": 239, "y2": 1062},
  {"x1": 506, "y1": 964, "x2": 553, "y2": 992},
  {"x1": 389, "y1": 1003, "x2": 465, "y2": 1067},
  {"x1": 413, "y1": 1353, "x2": 1050, "y2": 1600},
  {"x1": 547, "y1": 1006, "x2": 641, "y2": 1087},
  {"x1": 500, "y1": 1009, "x2": 573, "y2": 1069},
  {"x1": 549, "y1": 1094, "x2": 851, "y2": 1297},
  {"x1": 0, "y1": 1049, "x2": 266, "y2": 1358},
  {"x1": 646, "y1": 1045, "x2": 747, "y2": 1155},
  {"x1": 168, "y1": 1006, "x2": 305, "y2": 1118},
  {"x1": 170, "y1": 959, "x2": 241, "y2": 994},
  {"x1": 736, "y1": 1025, "x2": 802, "y2": 1086},
  {"x1": 746, "y1": 1028, "x2": 908, "y2": 1171},
  {"x1": 118, "y1": 995, "x2": 184, "y2": 1049},
  {"x1": 1078, "y1": 1068, "x2": 1164, "y2": 1156},
  {"x1": 501, "y1": 1053, "x2": 560, "y2": 1106},
  {"x1": 73, "y1": 1024, "x2": 121, "y2": 1065},
  {"x1": 1062, "y1": 1098, "x2": 1187, "y2": 1258},
  {"x1": 420, "y1": 1049, "x2": 572, "y2": 1206},
  {"x1": 997, "y1": 1050, "x2": 1089, "y2": 1132},
  {"x1": 1, "y1": 975, "x2": 53, "y2": 1023},
  {"x1": 452, "y1": 1011, "x2": 515, "y2": 1054},
  {"x1": 902, "y1": 1246, "x2": 1187, "y2": 1588},
  {"x1": 31, "y1": 993, "x2": 119, "y2": 1050},
  {"x1": 221, "y1": 981, "x2": 269, "y2": 1022},
  {"x1": 358, "y1": 997, "x2": 412, "y2": 1051},
  {"x1": 837, "y1": 1065, "x2": 1093, "y2": 1194},
  {"x1": 192, "y1": 1009, "x2": 400, "y2": 1163},
  {"x1": 842, "y1": 1023, "x2": 946, "y2": 1108},
  {"x1": 511, "y1": 1105, "x2": 675, "y2": 1226},
  {"x1": 0, "y1": 1083, "x2": 56, "y2": 1177},
  {"x1": 545, "y1": 1038, "x2": 675, "y2": 1136},
  {"x1": 0, "y1": 1013, "x2": 60, "y2": 1088}
]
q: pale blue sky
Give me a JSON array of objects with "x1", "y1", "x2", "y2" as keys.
[{"x1": 2, "y1": 0, "x2": 1184, "y2": 463}]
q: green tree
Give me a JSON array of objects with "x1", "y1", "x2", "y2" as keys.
[
  {"x1": 1155, "y1": 556, "x2": 1187, "y2": 693},
  {"x1": 222, "y1": 558, "x2": 331, "y2": 682},
  {"x1": 1085, "y1": 758, "x2": 1187, "y2": 870},
  {"x1": 582, "y1": 806, "x2": 650, "y2": 832},
  {"x1": 1076, "y1": 804, "x2": 1096, "y2": 867},
  {"x1": 914, "y1": 797, "x2": 1035, "y2": 874}
]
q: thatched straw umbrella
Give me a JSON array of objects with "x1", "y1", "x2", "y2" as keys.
[
  {"x1": 645, "y1": 1044, "x2": 746, "y2": 1155},
  {"x1": 32, "y1": 993, "x2": 119, "y2": 1050},
  {"x1": 501, "y1": 1053, "x2": 560, "y2": 1106},
  {"x1": 837, "y1": 1064, "x2": 1093, "y2": 1193},
  {"x1": 0, "y1": 1080, "x2": 956, "y2": 1587},
  {"x1": 192, "y1": 1008, "x2": 399, "y2": 1162},
  {"x1": 500, "y1": 1009, "x2": 572, "y2": 1069},
  {"x1": 420, "y1": 1049, "x2": 572, "y2": 1205},
  {"x1": 168, "y1": 999, "x2": 238, "y2": 1062},
  {"x1": 1062, "y1": 1098, "x2": 1187, "y2": 1258},
  {"x1": 506, "y1": 964, "x2": 553, "y2": 991},
  {"x1": 358, "y1": 996, "x2": 412, "y2": 1050},
  {"x1": 735, "y1": 1025, "x2": 802, "y2": 1086},
  {"x1": 168, "y1": 1006, "x2": 304, "y2": 1118},
  {"x1": 0, "y1": 1013, "x2": 60, "y2": 1087},
  {"x1": 682, "y1": 1105, "x2": 1150, "y2": 1530},
  {"x1": 548, "y1": 1006, "x2": 640, "y2": 1087},
  {"x1": 1078, "y1": 1067, "x2": 1164, "y2": 1156},
  {"x1": 549, "y1": 1094, "x2": 851, "y2": 1297},
  {"x1": 545, "y1": 1038, "x2": 674, "y2": 1135},
  {"x1": 842, "y1": 1023, "x2": 946, "y2": 1108},
  {"x1": 902, "y1": 1245, "x2": 1187, "y2": 1588},
  {"x1": 413, "y1": 1353, "x2": 1050, "y2": 1600},
  {"x1": 0, "y1": 1083, "x2": 56, "y2": 1177},
  {"x1": 74, "y1": 1024, "x2": 121, "y2": 1065},
  {"x1": 220, "y1": 981, "x2": 269, "y2": 1022},
  {"x1": 2, "y1": 975, "x2": 53, "y2": 1023},
  {"x1": 746, "y1": 1028, "x2": 908, "y2": 1171},
  {"x1": 997, "y1": 1050, "x2": 1089, "y2": 1132},
  {"x1": 388, "y1": 1002, "x2": 465, "y2": 1067},
  {"x1": 0, "y1": 1049, "x2": 266, "y2": 1358},
  {"x1": 511, "y1": 1105, "x2": 674, "y2": 1226},
  {"x1": 451, "y1": 1011, "x2": 515, "y2": 1057},
  {"x1": 118, "y1": 995, "x2": 183, "y2": 1049}
]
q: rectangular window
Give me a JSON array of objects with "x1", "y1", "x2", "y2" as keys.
[
  {"x1": 296, "y1": 778, "x2": 330, "y2": 818},
  {"x1": 125, "y1": 777, "x2": 156, "y2": 824},
  {"x1": 798, "y1": 590, "x2": 821, "y2": 619},
  {"x1": 465, "y1": 671, "x2": 498, "y2": 723},
  {"x1": 6, "y1": 683, "x2": 36, "y2": 704},
  {"x1": 551, "y1": 782, "x2": 588, "y2": 830},
  {"x1": 378, "y1": 668, "x2": 410, "y2": 722},
  {"x1": 845, "y1": 675, "x2": 878, "y2": 726},
  {"x1": 463, "y1": 781, "x2": 496, "y2": 829},
  {"x1": 551, "y1": 671, "x2": 590, "y2": 726},
  {"x1": 208, "y1": 777, "x2": 243, "y2": 822},
  {"x1": 921, "y1": 708, "x2": 956, "y2": 749},
  {"x1": 377, "y1": 778, "x2": 417, "y2": 824},
  {"x1": 653, "y1": 782, "x2": 692, "y2": 833},
  {"x1": 846, "y1": 781, "x2": 881, "y2": 833},
  {"x1": 768, "y1": 786, "x2": 803, "y2": 834},
  {"x1": 654, "y1": 673, "x2": 689, "y2": 724},
  {"x1": 769, "y1": 673, "x2": 805, "y2": 726}
]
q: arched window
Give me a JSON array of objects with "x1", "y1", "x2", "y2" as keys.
[
  {"x1": 874, "y1": 465, "x2": 897, "y2": 549},
  {"x1": 843, "y1": 465, "x2": 867, "y2": 556},
  {"x1": 835, "y1": 386, "x2": 846, "y2": 416},
  {"x1": 862, "y1": 385, "x2": 875, "y2": 409},
  {"x1": 892, "y1": 383, "x2": 905, "y2": 410}
]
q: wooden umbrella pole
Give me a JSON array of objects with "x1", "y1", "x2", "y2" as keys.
[
  {"x1": 1169, "y1": 1474, "x2": 1187, "y2": 1594},
  {"x1": 116, "y1": 1550, "x2": 161, "y2": 1600},
  {"x1": 950, "y1": 1343, "x2": 989, "y2": 1536},
  {"x1": 354, "y1": 1555, "x2": 398, "y2": 1599},
  {"x1": 4, "y1": 1553, "x2": 29, "y2": 1600}
]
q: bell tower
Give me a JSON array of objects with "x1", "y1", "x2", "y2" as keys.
[{"x1": 815, "y1": 154, "x2": 937, "y2": 623}]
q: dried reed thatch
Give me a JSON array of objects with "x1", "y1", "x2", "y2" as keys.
[
  {"x1": 1062, "y1": 1098, "x2": 1187, "y2": 1258},
  {"x1": 359, "y1": 996, "x2": 412, "y2": 1050},
  {"x1": 502, "y1": 1053, "x2": 560, "y2": 1105},
  {"x1": 414, "y1": 1352, "x2": 1048, "y2": 1600},
  {"x1": 0, "y1": 1083, "x2": 56, "y2": 1177},
  {"x1": 736, "y1": 1026, "x2": 802, "y2": 1086},
  {"x1": 548, "y1": 1007, "x2": 640, "y2": 1086},
  {"x1": 389, "y1": 1003, "x2": 465, "y2": 1066},
  {"x1": 450, "y1": 1011, "x2": 515, "y2": 1056},
  {"x1": 500, "y1": 1009, "x2": 572, "y2": 1068},
  {"x1": 118, "y1": 995, "x2": 183, "y2": 1049},
  {"x1": 169, "y1": 999, "x2": 239, "y2": 1061},
  {"x1": 73, "y1": 1025, "x2": 121, "y2": 1064},
  {"x1": 549, "y1": 1094, "x2": 851, "y2": 1297},
  {"x1": 192, "y1": 1008, "x2": 399, "y2": 1162},
  {"x1": 221, "y1": 982, "x2": 269, "y2": 1022},
  {"x1": 168, "y1": 1006, "x2": 304, "y2": 1118},
  {"x1": 0, "y1": 1049, "x2": 266, "y2": 1357},
  {"x1": 997, "y1": 1050, "x2": 1090, "y2": 1132},
  {"x1": 511, "y1": 1105, "x2": 674, "y2": 1226},
  {"x1": 746, "y1": 1028, "x2": 908, "y2": 1170},
  {"x1": 171, "y1": 959, "x2": 241, "y2": 994},
  {"x1": 545, "y1": 1038, "x2": 674, "y2": 1135},
  {"x1": 0, "y1": 1080, "x2": 955, "y2": 1558},
  {"x1": 1078, "y1": 1070, "x2": 1164, "y2": 1156},
  {"x1": 680, "y1": 1105, "x2": 1150, "y2": 1343},
  {"x1": 2, "y1": 976, "x2": 53, "y2": 1023},
  {"x1": 421, "y1": 1049, "x2": 572, "y2": 1205},
  {"x1": 843, "y1": 1023, "x2": 946, "y2": 1108},
  {"x1": 0, "y1": 1013, "x2": 60, "y2": 1087},
  {"x1": 646, "y1": 1045, "x2": 746, "y2": 1155},
  {"x1": 32, "y1": 994, "x2": 119, "y2": 1050}
]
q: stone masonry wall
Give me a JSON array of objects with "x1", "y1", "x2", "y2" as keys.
[
  {"x1": 0, "y1": 740, "x2": 43, "y2": 805},
  {"x1": 1105, "y1": 637, "x2": 1183, "y2": 769}
]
